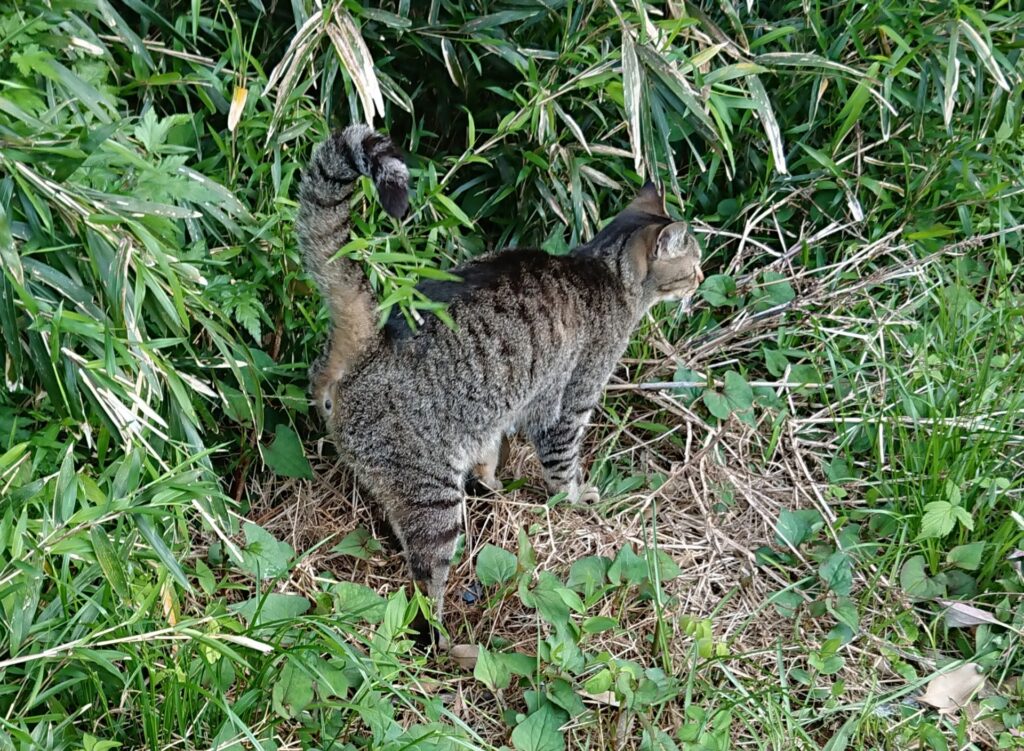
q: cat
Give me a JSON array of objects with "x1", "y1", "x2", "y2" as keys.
[{"x1": 297, "y1": 125, "x2": 703, "y2": 642}]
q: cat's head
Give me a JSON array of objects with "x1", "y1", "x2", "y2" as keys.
[
  {"x1": 626, "y1": 182, "x2": 704, "y2": 307},
  {"x1": 583, "y1": 182, "x2": 704, "y2": 308}
]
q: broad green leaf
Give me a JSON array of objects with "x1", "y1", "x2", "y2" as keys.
[
  {"x1": 583, "y1": 668, "x2": 614, "y2": 694},
  {"x1": 826, "y1": 458, "x2": 857, "y2": 484},
  {"x1": 788, "y1": 364, "x2": 822, "y2": 386},
  {"x1": 754, "y1": 271, "x2": 795, "y2": 311},
  {"x1": 239, "y1": 523, "x2": 293, "y2": 580},
  {"x1": 704, "y1": 372, "x2": 754, "y2": 423},
  {"x1": 272, "y1": 658, "x2": 314, "y2": 719},
  {"x1": 918, "y1": 501, "x2": 958, "y2": 539},
  {"x1": 900, "y1": 556, "x2": 946, "y2": 600},
  {"x1": 607, "y1": 544, "x2": 648, "y2": 587},
  {"x1": 651, "y1": 549, "x2": 681, "y2": 582},
  {"x1": 332, "y1": 581, "x2": 387, "y2": 623},
  {"x1": 311, "y1": 657, "x2": 350, "y2": 699},
  {"x1": 511, "y1": 703, "x2": 566, "y2": 751},
  {"x1": 947, "y1": 542, "x2": 985, "y2": 571},
  {"x1": 764, "y1": 349, "x2": 789, "y2": 377},
  {"x1": 261, "y1": 424, "x2": 312, "y2": 479},
  {"x1": 724, "y1": 371, "x2": 754, "y2": 412},
  {"x1": 521, "y1": 572, "x2": 575, "y2": 626},
  {"x1": 567, "y1": 555, "x2": 609, "y2": 599},
  {"x1": 672, "y1": 365, "x2": 702, "y2": 404},
  {"x1": 473, "y1": 646, "x2": 512, "y2": 691},
  {"x1": 331, "y1": 528, "x2": 383, "y2": 560},
  {"x1": 700, "y1": 274, "x2": 739, "y2": 307},
  {"x1": 809, "y1": 650, "x2": 845, "y2": 675},
  {"x1": 194, "y1": 558, "x2": 217, "y2": 595},
  {"x1": 771, "y1": 588, "x2": 803, "y2": 618},
  {"x1": 582, "y1": 616, "x2": 617, "y2": 633},
  {"x1": 945, "y1": 480, "x2": 962, "y2": 506},
  {"x1": 231, "y1": 593, "x2": 310, "y2": 626},
  {"x1": 828, "y1": 598, "x2": 860, "y2": 633},
  {"x1": 952, "y1": 505, "x2": 974, "y2": 531},
  {"x1": 775, "y1": 509, "x2": 823, "y2": 547},
  {"x1": 819, "y1": 552, "x2": 853, "y2": 596},
  {"x1": 518, "y1": 527, "x2": 537, "y2": 572},
  {"x1": 702, "y1": 390, "x2": 731, "y2": 420},
  {"x1": 476, "y1": 543, "x2": 517, "y2": 586}
]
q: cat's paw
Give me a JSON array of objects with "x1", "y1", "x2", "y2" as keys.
[
  {"x1": 478, "y1": 473, "x2": 504, "y2": 493},
  {"x1": 468, "y1": 462, "x2": 504, "y2": 495},
  {"x1": 466, "y1": 473, "x2": 503, "y2": 497},
  {"x1": 566, "y1": 480, "x2": 600, "y2": 504}
]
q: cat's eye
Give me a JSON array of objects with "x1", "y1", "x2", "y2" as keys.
[{"x1": 324, "y1": 398, "x2": 333, "y2": 412}]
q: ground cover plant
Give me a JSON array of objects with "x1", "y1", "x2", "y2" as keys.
[{"x1": 1, "y1": 1, "x2": 1023, "y2": 749}]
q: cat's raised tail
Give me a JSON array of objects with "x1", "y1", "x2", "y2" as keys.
[{"x1": 297, "y1": 126, "x2": 409, "y2": 414}]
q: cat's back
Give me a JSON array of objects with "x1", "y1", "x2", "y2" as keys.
[
  {"x1": 334, "y1": 248, "x2": 626, "y2": 434},
  {"x1": 384, "y1": 247, "x2": 623, "y2": 346}
]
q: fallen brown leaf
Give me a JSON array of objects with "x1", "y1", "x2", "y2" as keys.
[
  {"x1": 919, "y1": 663, "x2": 986, "y2": 714},
  {"x1": 449, "y1": 643, "x2": 479, "y2": 671}
]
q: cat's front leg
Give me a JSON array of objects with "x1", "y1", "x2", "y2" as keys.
[{"x1": 530, "y1": 406, "x2": 599, "y2": 504}]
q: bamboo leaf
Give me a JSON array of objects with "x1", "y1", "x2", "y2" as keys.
[
  {"x1": 957, "y1": 19, "x2": 1011, "y2": 92},
  {"x1": 944, "y1": 25, "x2": 961, "y2": 130},
  {"x1": 834, "y1": 62, "x2": 879, "y2": 150},
  {"x1": 746, "y1": 75, "x2": 787, "y2": 174},
  {"x1": 621, "y1": 33, "x2": 644, "y2": 174}
]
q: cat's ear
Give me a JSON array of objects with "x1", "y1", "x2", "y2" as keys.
[
  {"x1": 652, "y1": 222, "x2": 693, "y2": 259},
  {"x1": 627, "y1": 181, "x2": 667, "y2": 216}
]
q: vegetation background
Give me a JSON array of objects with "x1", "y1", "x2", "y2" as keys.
[{"x1": 1, "y1": 1, "x2": 1022, "y2": 749}]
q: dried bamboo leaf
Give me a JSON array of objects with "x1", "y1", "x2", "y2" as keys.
[
  {"x1": 228, "y1": 86, "x2": 247, "y2": 133},
  {"x1": 326, "y1": 8, "x2": 384, "y2": 124}
]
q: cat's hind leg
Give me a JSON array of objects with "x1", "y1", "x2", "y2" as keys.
[{"x1": 467, "y1": 433, "x2": 510, "y2": 494}]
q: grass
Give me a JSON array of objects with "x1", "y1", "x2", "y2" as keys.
[{"x1": 1, "y1": 1, "x2": 1023, "y2": 749}]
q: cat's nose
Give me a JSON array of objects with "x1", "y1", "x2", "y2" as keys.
[{"x1": 694, "y1": 265, "x2": 704, "y2": 284}]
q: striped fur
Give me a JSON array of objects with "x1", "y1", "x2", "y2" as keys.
[
  {"x1": 296, "y1": 125, "x2": 409, "y2": 413},
  {"x1": 300, "y1": 131, "x2": 704, "y2": 646}
]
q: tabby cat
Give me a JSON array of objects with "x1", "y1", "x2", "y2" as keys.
[{"x1": 297, "y1": 125, "x2": 703, "y2": 639}]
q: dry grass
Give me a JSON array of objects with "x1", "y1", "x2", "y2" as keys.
[{"x1": 243, "y1": 415, "x2": 907, "y2": 746}]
